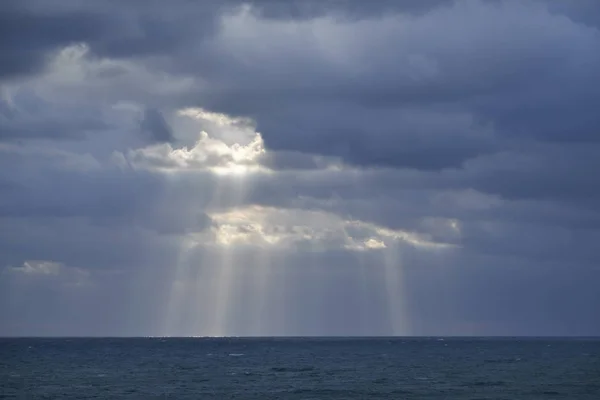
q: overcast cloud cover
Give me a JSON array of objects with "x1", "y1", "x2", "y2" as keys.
[{"x1": 1, "y1": 0, "x2": 599, "y2": 336}]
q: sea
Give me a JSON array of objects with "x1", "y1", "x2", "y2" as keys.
[{"x1": 1, "y1": 337, "x2": 599, "y2": 399}]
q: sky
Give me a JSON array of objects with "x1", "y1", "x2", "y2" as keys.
[{"x1": 1, "y1": 0, "x2": 599, "y2": 337}]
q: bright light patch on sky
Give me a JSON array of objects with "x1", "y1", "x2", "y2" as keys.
[{"x1": 204, "y1": 205, "x2": 455, "y2": 250}]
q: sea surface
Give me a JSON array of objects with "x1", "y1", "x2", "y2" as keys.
[{"x1": 1, "y1": 337, "x2": 599, "y2": 399}]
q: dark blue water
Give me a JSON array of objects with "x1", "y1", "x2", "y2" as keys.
[{"x1": 1, "y1": 337, "x2": 599, "y2": 399}]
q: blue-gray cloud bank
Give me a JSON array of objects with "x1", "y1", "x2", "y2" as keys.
[{"x1": 1, "y1": 0, "x2": 599, "y2": 337}]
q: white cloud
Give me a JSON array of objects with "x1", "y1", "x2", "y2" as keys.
[
  {"x1": 125, "y1": 130, "x2": 268, "y2": 175},
  {"x1": 7, "y1": 260, "x2": 63, "y2": 276},
  {"x1": 199, "y1": 205, "x2": 455, "y2": 251},
  {"x1": 113, "y1": 106, "x2": 270, "y2": 176},
  {"x1": 4, "y1": 260, "x2": 91, "y2": 288}
]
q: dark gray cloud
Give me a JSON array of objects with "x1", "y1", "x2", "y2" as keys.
[
  {"x1": 546, "y1": 0, "x2": 600, "y2": 29},
  {"x1": 140, "y1": 108, "x2": 174, "y2": 143},
  {"x1": 241, "y1": 0, "x2": 452, "y2": 20},
  {"x1": 0, "y1": 0, "x2": 106, "y2": 79},
  {"x1": 0, "y1": 0, "x2": 450, "y2": 81},
  {"x1": 0, "y1": 88, "x2": 110, "y2": 141},
  {"x1": 1, "y1": 0, "x2": 600, "y2": 336},
  {"x1": 0, "y1": 0, "x2": 221, "y2": 80},
  {"x1": 5, "y1": 0, "x2": 600, "y2": 166},
  {"x1": 161, "y1": 0, "x2": 599, "y2": 170}
]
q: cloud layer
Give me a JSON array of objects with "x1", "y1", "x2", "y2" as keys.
[{"x1": 1, "y1": 0, "x2": 600, "y2": 336}]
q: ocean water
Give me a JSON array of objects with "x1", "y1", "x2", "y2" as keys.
[{"x1": 1, "y1": 338, "x2": 599, "y2": 399}]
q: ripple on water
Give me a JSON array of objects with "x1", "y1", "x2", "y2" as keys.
[{"x1": 0, "y1": 337, "x2": 598, "y2": 399}]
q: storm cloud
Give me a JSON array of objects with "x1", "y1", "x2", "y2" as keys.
[{"x1": 1, "y1": 0, "x2": 599, "y2": 337}]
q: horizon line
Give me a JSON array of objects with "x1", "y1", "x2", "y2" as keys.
[{"x1": 2, "y1": 335, "x2": 599, "y2": 339}]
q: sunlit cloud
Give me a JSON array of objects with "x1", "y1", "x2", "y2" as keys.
[
  {"x1": 201, "y1": 205, "x2": 456, "y2": 251},
  {"x1": 125, "y1": 131, "x2": 268, "y2": 174},
  {"x1": 119, "y1": 105, "x2": 271, "y2": 177},
  {"x1": 178, "y1": 107, "x2": 255, "y2": 129}
]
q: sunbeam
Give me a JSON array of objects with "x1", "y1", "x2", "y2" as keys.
[
  {"x1": 382, "y1": 241, "x2": 409, "y2": 336},
  {"x1": 162, "y1": 235, "x2": 197, "y2": 336},
  {"x1": 249, "y1": 247, "x2": 273, "y2": 336},
  {"x1": 205, "y1": 175, "x2": 249, "y2": 337},
  {"x1": 355, "y1": 250, "x2": 372, "y2": 335},
  {"x1": 151, "y1": 107, "x2": 272, "y2": 337},
  {"x1": 154, "y1": 102, "x2": 460, "y2": 337}
]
